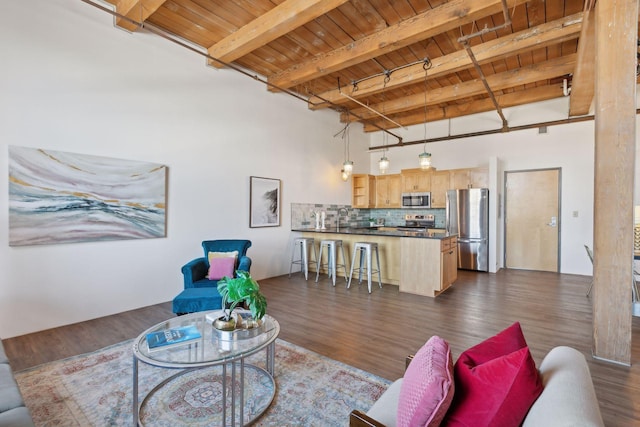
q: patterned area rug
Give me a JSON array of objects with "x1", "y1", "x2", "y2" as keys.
[{"x1": 14, "y1": 339, "x2": 391, "y2": 426}]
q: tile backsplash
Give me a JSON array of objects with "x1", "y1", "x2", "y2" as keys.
[{"x1": 290, "y1": 203, "x2": 446, "y2": 229}]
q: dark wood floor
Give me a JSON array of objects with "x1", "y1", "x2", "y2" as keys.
[{"x1": 4, "y1": 269, "x2": 640, "y2": 426}]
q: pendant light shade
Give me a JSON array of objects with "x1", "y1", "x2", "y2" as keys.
[
  {"x1": 419, "y1": 151, "x2": 432, "y2": 169},
  {"x1": 378, "y1": 155, "x2": 390, "y2": 174},
  {"x1": 341, "y1": 168, "x2": 349, "y2": 181},
  {"x1": 343, "y1": 160, "x2": 354, "y2": 175}
]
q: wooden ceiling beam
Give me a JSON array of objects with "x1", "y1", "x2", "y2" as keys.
[
  {"x1": 207, "y1": 0, "x2": 349, "y2": 69},
  {"x1": 361, "y1": 85, "x2": 565, "y2": 131},
  {"x1": 310, "y1": 12, "x2": 583, "y2": 109},
  {"x1": 268, "y1": 0, "x2": 527, "y2": 90},
  {"x1": 114, "y1": 0, "x2": 167, "y2": 32},
  {"x1": 569, "y1": 8, "x2": 595, "y2": 116},
  {"x1": 348, "y1": 54, "x2": 577, "y2": 121}
]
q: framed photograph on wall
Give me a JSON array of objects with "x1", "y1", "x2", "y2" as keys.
[{"x1": 250, "y1": 176, "x2": 280, "y2": 228}]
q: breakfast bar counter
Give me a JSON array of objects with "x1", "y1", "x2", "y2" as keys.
[{"x1": 292, "y1": 227, "x2": 458, "y2": 297}]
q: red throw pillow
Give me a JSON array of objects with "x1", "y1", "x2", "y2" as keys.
[
  {"x1": 442, "y1": 322, "x2": 543, "y2": 427},
  {"x1": 397, "y1": 335, "x2": 455, "y2": 427}
]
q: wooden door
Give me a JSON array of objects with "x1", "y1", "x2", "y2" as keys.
[{"x1": 505, "y1": 168, "x2": 560, "y2": 271}]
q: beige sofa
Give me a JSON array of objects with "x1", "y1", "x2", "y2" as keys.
[{"x1": 350, "y1": 346, "x2": 604, "y2": 427}]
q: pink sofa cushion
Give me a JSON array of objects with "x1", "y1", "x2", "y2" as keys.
[
  {"x1": 443, "y1": 322, "x2": 543, "y2": 427},
  {"x1": 397, "y1": 335, "x2": 455, "y2": 427}
]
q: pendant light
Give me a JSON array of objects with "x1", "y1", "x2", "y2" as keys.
[
  {"x1": 336, "y1": 116, "x2": 354, "y2": 181},
  {"x1": 419, "y1": 150, "x2": 431, "y2": 169},
  {"x1": 379, "y1": 77, "x2": 391, "y2": 174},
  {"x1": 379, "y1": 147, "x2": 389, "y2": 174},
  {"x1": 343, "y1": 160, "x2": 354, "y2": 175},
  {"x1": 417, "y1": 58, "x2": 433, "y2": 170}
]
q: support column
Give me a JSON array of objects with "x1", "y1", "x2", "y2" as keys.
[{"x1": 592, "y1": 0, "x2": 637, "y2": 365}]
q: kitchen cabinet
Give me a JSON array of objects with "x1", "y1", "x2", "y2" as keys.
[
  {"x1": 441, "y1": 236, "x2": 458, "y2": 291},
  {"x1": 401, "y1": 168, "x2": 431, "y2": 192},
  {"x1": 376, "y1": 174, "x2": 402, "y2": 208},
  {"x1": 351, "y1": 174, "x2": 376, "y2": 208},
  {"x1": 400, "y1": 235, "x2": 458, "y2": 297},
  {"x1": 429, "y1": 170, "x2": 450, "y2": 208},
  {"x1": 450, "y1": 167, "x2": 489, "y2": 189}
]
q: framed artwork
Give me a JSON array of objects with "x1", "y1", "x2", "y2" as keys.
[
  {"x1": 8, "y1": 146, "x2": 167, "y2": 246},
  {"x1": 250, "y1": 176, "x2": 280, "y2": 228}
]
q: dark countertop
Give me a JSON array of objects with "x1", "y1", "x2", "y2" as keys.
[{"x1": 291, "y1": 227, "x2": 456, "y2": 240}]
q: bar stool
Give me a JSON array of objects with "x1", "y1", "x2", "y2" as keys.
[
  {"x1": 348, "y1": 242, "x2": 382, "y2": 293},
  {"x1": 315, "y1": 239, "x2": 349, "y2": 286},
  {"x1": 289, "y1": 237, "x2": 317, "y2": 280}
]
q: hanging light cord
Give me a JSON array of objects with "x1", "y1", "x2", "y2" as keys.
[{"x1": 422, "y1": 59, "x2": 432, "y2": 150}]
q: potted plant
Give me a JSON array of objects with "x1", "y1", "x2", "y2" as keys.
[{"x1": 213, "y1": 270, "x2": 267, "y2": 331}]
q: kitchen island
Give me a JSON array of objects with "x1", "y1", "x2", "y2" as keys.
[{"x1": 292, "y1": 227, "x2": 458, "y2": 297}]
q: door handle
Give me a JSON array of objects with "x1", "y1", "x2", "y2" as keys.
[{"x1": 547, "y1": 216, "x2": 557, "y2": 227}]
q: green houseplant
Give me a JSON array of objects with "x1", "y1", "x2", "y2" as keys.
[{"x1": 214, "y1": 270, "x2": 267, "y2": 331}]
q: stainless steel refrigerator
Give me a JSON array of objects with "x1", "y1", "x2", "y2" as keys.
[{"x1": 446, "y1": 188, "x2": 489, "y2": 271}]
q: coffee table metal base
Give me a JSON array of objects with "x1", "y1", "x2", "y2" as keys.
[{"x1": 137, "y1": 362, "x2": 275, "y2": 426}]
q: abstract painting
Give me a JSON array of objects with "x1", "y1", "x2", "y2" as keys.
[
  {"x1": 250, "y1": 176, "x2": 280, "y2": 228},
  {"x1": 8, "y1": 146, "x2": 167, "y2": 246}
]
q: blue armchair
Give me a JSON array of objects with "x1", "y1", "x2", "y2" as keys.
[{"x1": 172, "y1": 240, "x2": 252, "y2": 314}]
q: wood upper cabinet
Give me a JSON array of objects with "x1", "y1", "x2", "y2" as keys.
[
  {"x1": 449, "y1": 167, "x2": 489, "y2": 189},
  {"x1": 401, "y1": 168, "x2": 431, "y2": 192},
  {"x1": 376, "y1": 174, "x2": 402, "y2": 208},
  {"x1": 430, "y1": 171, "x2": 450, "y2": 208},
  {"x1": 351, "y1": 174, "x2": 376, "y2": 208}
]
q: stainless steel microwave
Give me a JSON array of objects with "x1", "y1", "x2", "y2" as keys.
[{"x1": 402, "y1": 192, "x2": 431, "y2": 208}]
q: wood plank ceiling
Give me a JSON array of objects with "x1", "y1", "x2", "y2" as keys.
[{"x1": 101, "y1": 0, "x2": 627, "y2": 134}]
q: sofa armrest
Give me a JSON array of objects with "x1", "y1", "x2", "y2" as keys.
[
  {"x1": 349, "y1": 410, "x2": 386, "y2": 427},
  {"x1": 181, "y1": 258, "x2": 208, "y2": 288},
  {"x1": 237, "y1": 256, "x2": 252, "y2": 273},
  {"x1": 523, "y1": 346, "x2": 604, "y2": 427}
]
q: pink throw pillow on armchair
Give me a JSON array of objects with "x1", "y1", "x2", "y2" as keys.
[
  {"x1": 207, "y1": 256, "x2": 235, "y2": 280},
  {"x1": 397, "y1": 335, "x2": 455, "y2": 427}
]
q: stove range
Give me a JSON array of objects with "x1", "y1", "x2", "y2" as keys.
[{"x1": 396, "y1": 214, "x2": 435, "y2": 231}]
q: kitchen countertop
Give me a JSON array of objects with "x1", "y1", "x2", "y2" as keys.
[{"x1": 291, "y1": 227, "x2": 456, "y2": 239}]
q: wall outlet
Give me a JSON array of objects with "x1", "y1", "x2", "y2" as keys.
[{"x1": 572, "y1": 210, "x2": 579, "y2": 218}]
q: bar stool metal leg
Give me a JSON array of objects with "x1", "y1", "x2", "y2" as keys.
[
  {"x1": 347, "y1": 242, "x2": 382, "y2": 293},
  {"x1": 338, "y1": 241, "x2": 349, "y2": 283},
  {"x1": 316, "y1": 240, "x2": 347, "y2": 286},
  {"x1": 289, "y1": 238, "x2": 316, "y2": 280},
  {"x1": 374, "y1": 244, "x2": 383, "y2": 289},
  {"x1": 316, "y1": 240, "x2": 330, "y2": 283}
]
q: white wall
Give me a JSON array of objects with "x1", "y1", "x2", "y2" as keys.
[{"x1": 0, "y1": 0, "x2": 366, "y2": 337}]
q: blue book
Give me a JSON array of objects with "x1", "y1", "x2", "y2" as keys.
[{"x1": 146, "y1": 325, "x2": 202, "y2": 350}]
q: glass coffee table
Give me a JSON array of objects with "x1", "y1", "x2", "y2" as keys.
[{"x1": 132, "y1": 310, "x2": 280, "y2": 426}]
